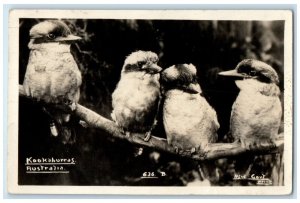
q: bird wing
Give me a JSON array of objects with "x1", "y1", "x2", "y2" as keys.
[
  {"x1": 230, "y1": 91, "x2": 282, "y2": 140},
  {"x1": 24, "y1": 50, "x2": 81, "y2": 103}
]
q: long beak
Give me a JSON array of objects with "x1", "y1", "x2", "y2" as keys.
[
  {"x1": 218, "y1": 69, "x2": 248, "y2": 78},
  {"x1": 148, "y1": 63, "x2": 163, "y2": 73},
  {"x1": 186, "y1": 83, "x2": 201, "y2": 94},
  {"x1": 55, "y1": 34, "x2": 82, "y2": 42}
]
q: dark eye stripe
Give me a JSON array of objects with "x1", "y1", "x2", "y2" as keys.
[
  {"x1": 123, "y1": 64, "x2": 139, "y2": 72},
  {"x1": 237, "y1": 65, "x2": 256, "y2": 76},
  {"x1": 238, "y1": 65, "x2": 273, "y2": 83}
]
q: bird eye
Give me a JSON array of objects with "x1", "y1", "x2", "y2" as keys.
[
  {"x1": 47, "y1": 33, "x2": 56, "y2": 40},
  {"x1": 138, "y1": 61, "x2": 146, "y2": 67},
  {"x1": 249, "y1": 70, "x2": 257, "y2": 76}
]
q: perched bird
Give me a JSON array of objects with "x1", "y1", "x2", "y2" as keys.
[
  {"x1": 23, "y1": 20, "x2": 82, "y2": 144},
  {"x1": 111, "y1": 50, "x2": 162, "y2": 141},
  {"x1": 218, "y1": 59, "x2": 282, "y2": 149},
  {"x1": 161, "y1": 64, "x2": 219, "y2": 152}
]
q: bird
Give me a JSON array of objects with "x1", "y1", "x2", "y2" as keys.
[
  {"x1": 161, "y1": 63, "x2": 219, "y2": 152},
  {"x1": 218, "y1": 59, "x2": 282, "y2": 149},
  {"x1": 111, "y1": 50, "x2": 162, "y2": 142},
  {"x1": 23, "y1": 20, "x2": 82, "y2": 144}
]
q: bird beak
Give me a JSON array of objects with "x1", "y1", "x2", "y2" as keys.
[
  {"x1": 148, "y1": 63, "x2": 163, "y2": 73},
  {"x1": 30, "y1": 35, "x2": 43, "y2": 39},
  {"x1": 187, "y1": 83, "x2": 201, "y2": 94},
  {"x1": 55, "y1": 34, "x2": 82, "y2": 42},
  {"x1": 218, "y1": 69, "x2": 248, "y2": 78}
]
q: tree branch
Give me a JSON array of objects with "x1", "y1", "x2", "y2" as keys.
[{"x1": 19, "y1": 84, "x2": 284, "y2": 161}]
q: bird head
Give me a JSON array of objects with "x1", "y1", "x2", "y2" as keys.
[
  {"x1": 218, "y1": 59, "x2": 279, "y2": 85},
  {"x1": 122, "y1": 50, "x2": 162, "y2": 74},
  {"x1": 28, "y1": 20, "x2": 81, "y2": 45},
  {"x1": 161, "y1": 63, "x2": 201, "y2": 94}
]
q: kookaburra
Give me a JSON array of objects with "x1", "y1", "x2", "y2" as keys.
[
  {"x1": 23, "y1": 20, "x2": 82, "y2": 144},
  {"x1": 218, "y1": 59, "x2": 282, "y2": 149},
  {"x1": 161, "y1": 63, "x2": 219, "y2": 152},
  {"x1": 111, "y1": 50, "x2": 162, "y2": 141}
]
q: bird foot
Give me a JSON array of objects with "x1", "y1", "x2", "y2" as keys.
[
  {"x1": 79, "y1": 120, "x2": 88, "y2": 128},
  {"x1": 70, "y1": 102, "x2": 77, "y2": 111},
  {"x1": 173, "y1": 147, "x2": 196, "y2": 156},
  {"x1": 62, "y1": 99, "x2": 76, "y2": 111},
  {"x1": 190, "y1": 147, "x2": 196, "y2": 154},
  {"x1": 143, "y1": 131, "x2": 151, "y2": 142},
  {"x1": 125, "y1": 131, "x2": 131, "y2": 138},
  {"x1": 241, "y1": 139, "x2": 276, "y2": 150},
  {"x1": 261, "y1": 139, "x2": 277, "y2": 149}
]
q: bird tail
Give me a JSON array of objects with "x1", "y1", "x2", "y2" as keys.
[
  {"x1": 54, "y1": 113, "x2": 76, "y2": 145},
  {"x1": 198, "y1": 160, "x2": 219, "y2": 185},
  {"x1": 56, "y1": 123, "x2": 76, "y2": 145}
]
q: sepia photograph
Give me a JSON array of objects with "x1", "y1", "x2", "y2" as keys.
[{"x1": 8, "y1": 10, "x2": 293, "y2": 195}]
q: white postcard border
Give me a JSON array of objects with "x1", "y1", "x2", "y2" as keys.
[{"x1": 8, "y1": 9, "x2": 293, "y2": 195}]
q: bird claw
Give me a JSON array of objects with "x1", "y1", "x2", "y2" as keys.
[
  {"x1": 70, "y1": 102, "x2": 77, "y2": 111},
  {"x1": 241, "y1": 139, "x2": 276, "y2": 150},
  {"x1": 263, "y1": 139, "x2": 277, "y2": 149},
  {"x1": 79, "y1": 120, "x2": 88, "y2": 128},
  {"x1": 270, "y1": 141, "x2": 277, "y2": 149},
  {"x1": 241, "y1": 139, "x2": 254, "y2": 150},
  {"x1": 62, "y1": 99, "x2": 76, "y2": 111},
  {"x1": 143, "y1": 131, "x2": 151, "y2": 142},
  {"x1": 125, "y1": 131, "x2": 131, "y2": 138},
  {"x1": 190, "y1": 147, "x2": 196, "y2": 154}
]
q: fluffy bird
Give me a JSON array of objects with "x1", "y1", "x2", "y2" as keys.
[
  {"x1": 23, "y1": 20, "x2": 82, "y2": 144},
  {"x1": 111, "y1": 50, "x2": 162, "y2": 141},
  {"x1": 161, "y1": 64, "x2": 219, "y2": 151},
  {"x1": 218, "y1": 59, "x2": 282, "y2": 149}
]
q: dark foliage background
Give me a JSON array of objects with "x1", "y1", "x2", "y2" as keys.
[{"x1": 18, "y1": 18, "x2": 284, "y2": 186}]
